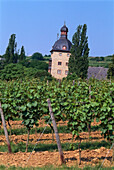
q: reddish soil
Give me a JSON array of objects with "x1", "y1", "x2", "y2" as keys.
[
  {"x1": 0, "y1": 147, "x2": 113, "y2": 168},
  {"x1": 1, "y1": 119, "x2": 113, "y2": 169},
  {"x1": 0, "y1": 119, "x2": 104, "y2": 146},
  {"x1": 0, "y1": 131, "x2": 105, "y2": 146}
]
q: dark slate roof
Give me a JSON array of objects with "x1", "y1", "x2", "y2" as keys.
[
  {"x1": 60, "y1": 25, "x2": 68, "y2": 32},
  {"x1": 50, "y1": 38, "x2": 72, "y2": 53},
  {"x1": 50, "y1": 24, "x2": 72, "y2": 53},
  {"x1": 87, "y1": 67, "x2": 108, "y2": 80}
]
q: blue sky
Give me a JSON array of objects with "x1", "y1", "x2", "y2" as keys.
[{"x1": 0, "y1": 0, "x2": 114, "y2": 57}]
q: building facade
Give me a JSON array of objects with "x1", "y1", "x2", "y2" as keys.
[{"x1": 48, "y1": 24, "x2": 72, "y2": 79}]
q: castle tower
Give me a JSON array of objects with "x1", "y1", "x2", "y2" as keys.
[{"x1": 49, "y1": 24, "x2": 72, "y2": 79}]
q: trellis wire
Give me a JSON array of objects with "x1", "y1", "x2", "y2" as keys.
[
  {"x1": 26, "y1": 117, "x2": 52, "y2": 165},
  {"x1": 98, "y1": 143, "x2": 114, "y2": 170}
]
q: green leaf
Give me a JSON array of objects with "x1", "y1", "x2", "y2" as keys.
[
  {"x1": 27, "y1": 102, "x2": 32, "y2": 108},
  {"x1": 96, "y1": 118, "x2": 100, "y2": 122},
  {"x1": 25, "y1": 119, "x2": 30, "y2": 125},
  {"x1": 107, "y1": 125, "x2": 113, "y2": 130},
  {"x1": 2, "y1": 104, "x2": 8, "y2": 109},
  {"x1": 31, "y1": 119, "x2": 34, "y2": 124},
  {"x1": 28, "y1": 94, "x2": 33, "y2": 99},
  {"x1": 30, "y1": 89, "x2": 34, "y2": 93},
  {"x1": 20, "y1": 106, "x2": 26, "y2": 111},
  {"x1": 16, "y1": 93, "x2": 21, "y2": 98},
  {"x1": 32, "y1": 101, "x2": 37, "y2": 107}
]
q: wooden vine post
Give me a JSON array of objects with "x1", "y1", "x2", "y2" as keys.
[
  {"x1": 0, "y1": 102, "x2": 12, "y2": 153},
  {"x1": 47, "y1": 98, "x2": 65, "y2": 164}
]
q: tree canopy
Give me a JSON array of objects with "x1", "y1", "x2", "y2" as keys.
[
  {"x1": 31, "y1": 52, "x2": 44, "y2": 60},
  {"x1": 4, "y1": 34, "x2": 18, "y2": 64},
  {"x1": 19, "y1": 46, "x2": 26, "y2": 61},
  {"x1": 0, "y1": 33, "x2": 51, "y2": 81},
  {"x1": 107, "y1": 54, "x2": 114, "y2": 79},
  {"x1": 68, "y1": 24, "x2": 89, "y2": 79},
  {"x1": 0, "y1": 63, "x2": 52, "y2": 81}
]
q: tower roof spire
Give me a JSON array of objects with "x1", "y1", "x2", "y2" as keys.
[
  {"x1": 60, "y1": 23, "x2": 68, "y2": 33},
  {"x1": 64, "y1": 21, "x2": 66, "y2": 26},
  {"x1": 50, "y1": 24, "x2": 72, "y2": 53}
]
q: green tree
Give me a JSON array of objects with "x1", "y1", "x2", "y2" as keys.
[
  {"x1": 0, "y1": 63, "x2": 52, "y2": 81},
  {"x1": 100, "y1": 57, "x2": 104, "y2": 61},
  {"x1": 4, "y1": 34, "x2": 18, "y2": 64},
  {"x1": 107, "y1": 54, "x2": 114, "y2": 79},
  {"x1": 44, "y1": 54, "x2": 51, "y2": 58},
  {"x1": 0, "y1": 55, "x2": 5, "y2": 70},
  {"x1": 20, "y1": 59, "x2": 48, "y2": 71},
  {"x1": 68, "y1": 24, "x2": 89, "y2": 79},
  {"x1": 27, "y1": 60, "x2": 48, "y2": 71},
  {"x1": 19, "y1": 46, "x2": 26, "y2": 61},
  {"x1": 31, "y1": 52, "x2": 44, "y2": 60}
]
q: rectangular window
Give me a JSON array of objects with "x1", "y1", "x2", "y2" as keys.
[
  {"x1": 65, "y1": 70, "x2": 68, "y2": 75},
  {"x1": 58, "y1": 62, "x2": 62, "y2": 65},
  {"x1": 66, "y1": 62, "x2": 68, "y2": 66},
  {"x1": 57, "y1": 70, "x2": 61, "y2": 74},
  {"x1": 67, "y1": 53, "x2": 70, "y2": 57}
]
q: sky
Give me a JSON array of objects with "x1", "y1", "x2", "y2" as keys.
[{"x1": 0, "y1": 0, "x2": 114, "y2": 57}]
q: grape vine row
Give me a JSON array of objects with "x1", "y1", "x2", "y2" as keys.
[{"x1": 0, "y1": 78, "x2": 113, "y2": 145}]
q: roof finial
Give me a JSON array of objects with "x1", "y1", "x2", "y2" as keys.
[{"x1": 64, "y1": 21, "x2": 66, "y2": 26}]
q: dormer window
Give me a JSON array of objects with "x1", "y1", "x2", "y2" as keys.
[
  {"x1": 62, "y1": 46, "x2": 66, "y2": 50},
  {"x1": 50, "y1": 24, "x2": 72, "y2": 54}
]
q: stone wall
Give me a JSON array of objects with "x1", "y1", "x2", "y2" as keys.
[{"x1": 51, "y1": 51, "x2": 70, "y2": 79}]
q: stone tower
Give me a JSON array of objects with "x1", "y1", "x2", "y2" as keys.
[{"x1": 48, "y1": 24, "x2": 72, "y2": 79}]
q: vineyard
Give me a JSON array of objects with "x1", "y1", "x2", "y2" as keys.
[{"x1": 0, "y1": 78, "x2": 114, "y2": 169}]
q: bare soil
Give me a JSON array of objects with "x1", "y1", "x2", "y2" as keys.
[
  {"x1": 0, "y1": 131, "x2": 105, "y2": 146},
  {"x1": 0, "y1": 119, "x2": 104, "y2": 145},
  {"x1": 0, "y1": 147, "x2": 113, "y2": 168},
  {"x1": 0, "y1": 119, "x2": 113, "y2": 169}
]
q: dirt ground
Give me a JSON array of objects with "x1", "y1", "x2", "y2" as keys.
[
  {"x1": 0, "y1": 147, "x2": 113, "y2": 168},
  {"x1": 0, "y1": 131, "x2": 105, "y2": 146},
  {"x1": 0, "y1": 119, "x2": 104, "y2": 145},
  {"x1": 0, "y1": 119, "x2": 113, "y2": 169}
]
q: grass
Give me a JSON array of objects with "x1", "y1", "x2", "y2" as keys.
[
  {"x1": 0, "y1": 164, "x2": 113, "y2": 170},
  {"x1": 0, "y1": 140, "x2": 110, "y2": 153},
  {"x1": 88, "y1": 56, "x2": 112, "y2": 68},
  {"x1": 0, "y1": 125, "x2": 100, "y2": 136}
]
